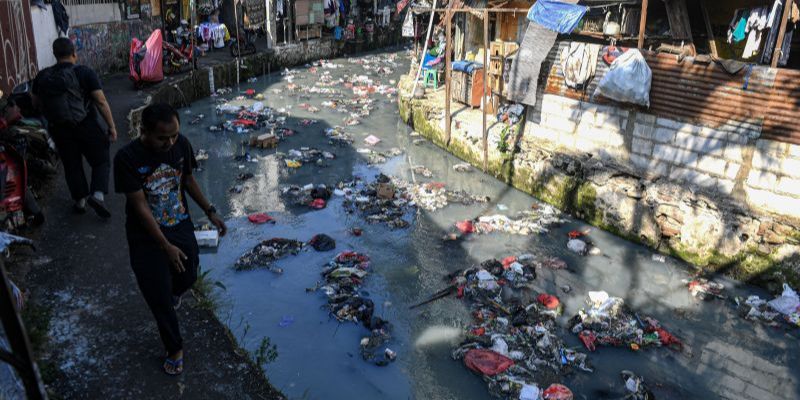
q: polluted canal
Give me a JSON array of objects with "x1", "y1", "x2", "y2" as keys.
[{"x1": 179, "y1": 47, "x2": 799, "y2": 400}]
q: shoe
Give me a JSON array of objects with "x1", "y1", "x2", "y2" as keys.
[
  {"x1": 172, "y1": 295, "x2": 182, "y2": 310},
  {"x1": 73, "y1": 204, "x2": 87, "y2": 214},
  {"x1": 86, "y1": 196, "x2": 111, "y2": 219}
]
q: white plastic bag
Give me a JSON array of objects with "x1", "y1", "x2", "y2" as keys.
[
  {"x1": 767, "y1": 283, "x2": 800, "y2": 315},
  {"x1": 594, "y1": 49, "x2": 652, "y2": 107}
]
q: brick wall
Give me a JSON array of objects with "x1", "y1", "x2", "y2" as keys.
[{"x1": 524, "y1": 94, "x2": 800, "y2": 220}]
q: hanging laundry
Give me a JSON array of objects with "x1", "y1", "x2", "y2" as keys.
[
  {"x1": 729, "y1": 9, "x2": 750, "y2": 43},
  {"x1": 742, "y1": 6, "x2": 769, "y2": 59},
  {"x1": 761, "y1": 0, "x2": 798, "y2": 66},
  {"x1": 527, "y1": 0, "x2": 588, "y2": 34},
  {"x1": 560, "y1": 42, "x2": 601, "y2": 90}
]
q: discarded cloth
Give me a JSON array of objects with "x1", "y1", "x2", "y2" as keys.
[{"x1": 309, "y1": 234, "x2": 336, "y2": 252}]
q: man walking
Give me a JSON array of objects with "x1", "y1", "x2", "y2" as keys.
[
  {"x1": 32, "y1": 37, "x2": 116, "y2": 217},
  {"x1": 114, "y1": 103, "x2": 226, "y2": 375}
]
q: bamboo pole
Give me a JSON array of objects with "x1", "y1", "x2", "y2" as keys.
[
  {"x1": 482, "y1": 9, "x2": 488, "y2": 172},
  {"x1": 234, "y1": 0, "x2": 241, "y2": 84},
  {"x1": 409, "y1": 0, "x2": 438, "y2": 100},
  {"x1": 638, "y1": 0, "x2": 648, "y2": 48},
  {"x1": 445, "y1": 10, "x2": 452, "y2": 145},
  {"x1": 771, "y1": 0, "x2": 793, "y2": 68}
]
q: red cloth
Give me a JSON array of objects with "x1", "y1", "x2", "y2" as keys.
[
  {"x1": 247, "y1": 213, "x2": 274, "y2": 224},
  {"x1": 310, "y1": 198, "x2": 326, "y2": 209},
  {"x1": 537, "y1": 293, "x2": 560, "y2": 309},
  {"x1": 568, "y1": 230, "x2": 585, "y2": 239},
  {"x1": 232, "y1": 119, "x2": 257, "y2": 127},
  {"x1": 245, "y1": 89, "x2": 256, "y2": 96},
  {"x1": 463, "y1": 349, "x2": 513, "y2": 376},
  {"x1": 456, "y1": 220, "x2": 474, "y2": 234},
  {"x1": 543, "y1": 384, "x2": 573, "y2": 400},
  {"x1": 578, "y1": 330, "x2": 597, "y2": 352},
  {"x1": 501, "y1": 256, "x2": 517, "y2": 269},
  {"x1": 129, "y1": 29, "x2": 164, "y2": 83},
  {"x1": 654, "y1": 327, "x2": 682, "y2": 349}
]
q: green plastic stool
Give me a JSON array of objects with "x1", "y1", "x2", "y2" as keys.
[{"x1": 423, "y1": 69, "x2": 439, "y2": 89}]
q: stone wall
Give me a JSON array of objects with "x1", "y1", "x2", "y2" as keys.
[
  {"x1": 397, "y1": 75, "x2": 800, "y2": 290},
  {"x1": 524, "y1": 94, "x2": 800, "y2": 221}
]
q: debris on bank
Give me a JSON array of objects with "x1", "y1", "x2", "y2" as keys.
[
  {"x1": 234, "y1": 238, "x2": 305, "y2": 272},
  {"x1": 454, "y1": 206, "x2": 564, "y2": 236}
]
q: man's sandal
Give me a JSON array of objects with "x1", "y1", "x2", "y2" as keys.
[{"x1": 163, "y1": 357, "x2": 184, "y2": 376}]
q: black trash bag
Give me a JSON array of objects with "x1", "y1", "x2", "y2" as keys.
[
  {"x1": 309, "y1": 234, "x2": 336, "y2": 252},
  {"x1": 311, "y1": 187, "x2": 332, "y2": 200}
]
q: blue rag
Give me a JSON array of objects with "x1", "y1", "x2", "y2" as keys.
[{"x1": 527, "y1": 0, "x2": 588, "y2": 34}]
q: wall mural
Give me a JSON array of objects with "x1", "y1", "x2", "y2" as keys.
[
  {"x1": 0, "y1": 0, "x2": 38, "y2": 95},
  {"x1": 69, "y1": 17, "x2": 161, "y2": 75}
]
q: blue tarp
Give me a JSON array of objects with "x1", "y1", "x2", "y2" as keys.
[
  {"x1": 452, "y1": 61, "x2": 484, "y2": 74},
  {"x1": 527, "y1": 0, "x2": 588, "y2": 34}
]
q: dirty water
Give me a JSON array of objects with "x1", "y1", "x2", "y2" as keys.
[{"x1": 179, "y1": 47, "x2": 800, "y2": 400}]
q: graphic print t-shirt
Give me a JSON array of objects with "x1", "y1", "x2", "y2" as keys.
[{"x1": 114, "y1": 135, "x2": 197, "y2": 236}]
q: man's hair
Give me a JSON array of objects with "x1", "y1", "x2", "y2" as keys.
[
  {"x1": 52, "y1": 38, "x2": 75, "y2": 59},
  {"x1": 141, "y1": 103, "x2": 180, "y2": 134}
]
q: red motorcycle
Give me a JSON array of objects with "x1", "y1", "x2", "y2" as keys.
[{"x1": 163, "y1": 29, "x2": 196, "y2": 75}]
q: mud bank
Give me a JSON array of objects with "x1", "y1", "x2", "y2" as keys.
[{"x1": 398, "y1": 75, "x2": 800, "y2": 290}]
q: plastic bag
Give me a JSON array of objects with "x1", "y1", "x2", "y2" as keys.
[
  {"x1": 594, "y1": 49, "x2": 651, "y2": 107},
  {"x1": 543, "y1": 383, "x2": 573, "y2": 400},
  {"x1": 767, "y1": 283, "x2": 800, "y2": 315},
  {"x1": 463, "y1": 349, "x2": 514, "y2": 376}
]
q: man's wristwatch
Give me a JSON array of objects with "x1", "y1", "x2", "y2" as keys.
[{"x1": 205, "y1": 205, "x2": 217, "y2": 216}]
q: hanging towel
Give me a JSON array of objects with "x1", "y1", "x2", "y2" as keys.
[
  {"x1": 732, "y1": 10, "x2": 750, "y2": 42},
  {"x1": 561, "y1": 42, "x2": 601, "y2": 90},
  {"x1": 526, "y1": 0, "x2": 588, "y2": 34}
]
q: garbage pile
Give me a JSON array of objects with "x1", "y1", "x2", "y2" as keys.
[
  {"x1": 281, "y1": 184, "x2": 332, "y2": 209},
  {"x1": 443, "y1": 256, "x2": 589, "y2": 399},
  {"x1": 324, "y1": 127, "x2": 354, "y2": 146},
  {"x1": 340, "y1": 174, "x2": 414, "y2": 229},
  {"x1": 234, "y1": 238, "x2": 305, "y2": 272},
  {"x1": 620, "y1": 370, "x2": 655, "y2": 400},
  {"x1": 395, "y1": 181, "x2": 490, "y2": 212},
  {"x1": 735, "y1": 283, "x2": 800, "y2": 327},
  {"x1": 356, "y1": 147, "x2": 404, "y2": 164},
  {"x1": 310, "y1": 251, "x2": 397, "y2": 366},
  {"x1": 455, "y1": 207, "x2": 564, "y2": 236},
  {"x1": 682, "y1": 277, "x2": 725, "y2": 300},
  {"x1": 568, "y1": 291, "x2": 682, "y2": 352},
  {"x1": 279, "y1": 147, "x2": 336, "y2": 169}
]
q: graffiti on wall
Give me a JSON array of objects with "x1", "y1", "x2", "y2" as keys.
[
  {"x1": 0, "y1": 0, "x2": 38, "y2": 95},
  {"x1": 69, "y1": 17, "x2": 161, "y2": 75}
]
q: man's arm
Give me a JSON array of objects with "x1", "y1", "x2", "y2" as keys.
[
  {"x1": 125, "y1": 190, "x2": 188, "y2": 272},
  {"x1": 185, "y1": 174, "x2": 227, "y2": 236},
  {"x1": 90, "y1": 89, "x2": 118, "y2": 142}
]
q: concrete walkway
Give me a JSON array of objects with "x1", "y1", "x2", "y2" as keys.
[{"x1": 19, "y1": 48, "x2": 283, "y2": 399}]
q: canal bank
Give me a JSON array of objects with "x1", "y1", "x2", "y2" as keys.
[{"x1": 397, "y1": 74, "x2": 800, "y2": 290}]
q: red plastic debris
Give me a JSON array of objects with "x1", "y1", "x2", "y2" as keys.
[
  {"x1": 456, "y1": 220, "x2": 475, "y2": 234},
  {"x1": 463, "y1": 349, "x2": 513, "y2": 376},
  {"x1": 247, "y1": 213, "x2": 274, "y2": 224},
  {"x1": 232, "y1": 118, "x2": 257, "y2": 127},
  {"x1": 501, "y1": 256, "x2": 517, "y2": 269},
  {"x1": 456, "y1": 286, "x2": 465, "y2": 298},
  {"x1": 244, "y1": 89, "x2": 256, "y2": 96},
  {"x1": 543, "y1": 383, "x2": 573, "y2": 400},
  {"x1": 310, "y1": 198, "x2": 326, "y2": 209},
  {"x1": 579, "y1": 330, "x2": 597, "y2": 352},
  {"x1": 537, "y1": 293, "x2": 560, "y2": 309},
  {"x1": 568, "y1": 230, "x2": 585, "y2": 239},
  {"x1": 470, "y1": 326, "x2": 485, "y2": 336},
  {"x1": 654, "y1": 327, "x2": 682, "y2": 349}
]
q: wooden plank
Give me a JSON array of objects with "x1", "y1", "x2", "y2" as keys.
[
  {"x1": 772, "y1": 0, "x2": 793, "y2": 68},
  {"x1": 482, "y1": 9, "x2": 488, "y2": 172},
  {"x1": 638, "y1": 0, "x2": 648, "y2": 48},
  {"x1": 445, "y1": 10, "x2": 452, "y2": 145},
  {"x1": 699, "y1": 0, "x2": 717, "y2": 57}
]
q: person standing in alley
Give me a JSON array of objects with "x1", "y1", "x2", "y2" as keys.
[
  {"x1": 32, "y1": 37, "x2": 117, "y2": 217},
  {"x1": 114, "y1": 103, "x2": 226, "y2": 375}
]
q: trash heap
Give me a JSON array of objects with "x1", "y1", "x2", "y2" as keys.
[
  {"x1": 682, "y1": 277, "x2": 725, "y2": 300},
  {"x1": 340, "y1": 174, "x2": 414, "y2": 229},
  {"x1": 735, "y1": 283, "x2": 800, "y2": 327},
  {"x1": 568, "y1": 291, "x2": 682, "y2": 352},
  {"x1": 324, "y1": 127, "x2": 354, "y2": 146},
  {"x1": 279, "y1": 147, "x2": 336, "y2": 169},
  {"x1": 356, "y1": 147, "x2": 404, "y2": 164},
  {"x1": 395, "y1": 181, "x2": 490, "y2": 212},
  {"x1": 446, "y1": 256, "x2": 590, "y2": 399},
  {"x1": 455, "y1": 206, "x2": 564, "y2": 236},
  {"x1": 234, "y1": 238, "x2": 305, "y2": 272},
  {"x1": 620, "y1": 370, "x2": 655, "y2": 400},
  {"x1": 281, "y1": 184, "x2": 332, "y2": 209},
  {"x1": 311, "y1": 251, "x2": 397, "y2": 366}
]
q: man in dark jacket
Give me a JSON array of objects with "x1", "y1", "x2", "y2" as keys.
[{"x1": 32, "y1": 38, "x2": 117, "y2": 217}]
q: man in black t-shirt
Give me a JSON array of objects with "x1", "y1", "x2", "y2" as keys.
[
  {"x1": 32, "y1": 38, "x2": 117, "y2": 217},
  {"x1": 114, "y1": 103, "x2": 226, "y2": 375}
]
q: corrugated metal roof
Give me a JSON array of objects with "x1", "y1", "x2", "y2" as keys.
[{"x1": 540, "y1": 40, "x2": 800, "y2": 145}]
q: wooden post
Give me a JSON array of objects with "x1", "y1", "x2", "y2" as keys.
[
  {"x1": 771, "y1": 0, "x2": 793, "y2": 68},
  {"x1": 445, "y1": 10, "x2": 452, "y2": 146},
  {"x1": 638, "y1": 0, "x2": 648, "y2": 49},
  {"x1": 482, "y1": 9, "x2": 488, "y2": 172},
  {"x1": 699, "y1": 0, "x2": 717, "y2": 57}
]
